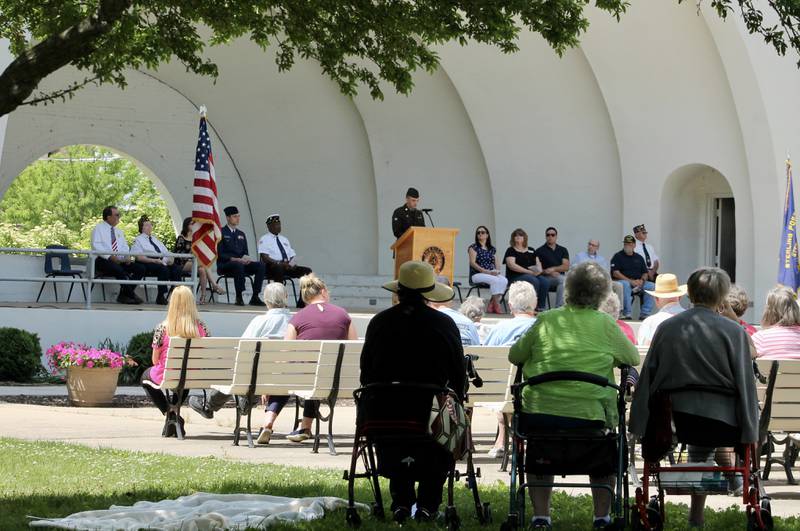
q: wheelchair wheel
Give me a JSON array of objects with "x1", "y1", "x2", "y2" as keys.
[
  {"x1": 631, "y1": 498, "x2": 663, "y2": 531},
  {"x1": 747, "y1": 500, "x2": 774, "y2": 531},
  {"x1": 346, "y1": 507, "x2": 361, "y2": 528}
]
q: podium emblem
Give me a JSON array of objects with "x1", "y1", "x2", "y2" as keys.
[{"x1": 421, "y1": 246, "x2": 445, "y2": 274}]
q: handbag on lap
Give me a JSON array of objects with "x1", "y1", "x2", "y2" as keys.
[{"x1": 642, "y1": 390, "x2": 677, "y2": 461}]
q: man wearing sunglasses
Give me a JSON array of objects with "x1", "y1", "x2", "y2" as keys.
[{"x1": 535, "y1": 227, "x2": 570, "y2": 308}]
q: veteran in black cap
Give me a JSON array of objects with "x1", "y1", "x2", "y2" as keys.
[
  {"x1": 257, "y1": 214, "x2": 312, "y2": 308},
  {"x1": 391, "y1": 187, "x2": 425, "y2": 239},
  {"x1": 633, "y1": 223, "x2": 660, "y2": 281},
  {"x1": 217, "y1": 206, "x2": 266, "y2": 306}
]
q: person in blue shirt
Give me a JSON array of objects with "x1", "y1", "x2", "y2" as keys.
[
  {"x1": 429, "y1": 298, "x2": 481, "y2": 346},
  {"x1": 217, "y1": 206, "x2": 266, "y2": 306},
  {"x1": 481, "y1": 280, "x2": 539, "y2": 458},
  {"x1": 610, "y1": 235, "x2": 655, "y2": 320}
]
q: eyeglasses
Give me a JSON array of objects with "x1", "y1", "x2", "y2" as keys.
[{"x1": 546, "y1": 232, "x2": 556, "y2": 237}]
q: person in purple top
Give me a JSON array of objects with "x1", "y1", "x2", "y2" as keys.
[{"x1": 265, "y1": 274, "x2": 358, "y2": 444}]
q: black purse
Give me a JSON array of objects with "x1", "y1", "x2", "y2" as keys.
[{"x1": 641, "y1": 390, "x2": 676, "y2": 462}]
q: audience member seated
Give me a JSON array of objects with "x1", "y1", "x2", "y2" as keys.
[
  {"x1": 724, "y1": 284, "x2": 757, "y2": 336},
  {"x1": 535, "y1": 227, "x2": 569, "y2": 308},
  {"x1": 217, "y1": 206, "x2": 266, "y2": 306},
  {"x1": 141, "y1": 286, "x2": 209, "y2": 436},
  {"x1": 428, "y1": 298, "x2": 480, "y2": 346},
  {"x1": 468, "y1": 225, "x2": 509, "y2": 314},
  {"x1": 274, "y1": 274, "x2": 357, "y2": 443},
  {"x1": 599, "y1": 292, "x2": 636, "y2": 345},
  {"x1": 459, "y1": 296, "x2": 490, "y2": 343},
  {"x1": 753, "y1": 285, "x2": 800, "y2": 359},
  {"x1": 630, "y1": 267, "x2": 759, "y2": 527},
  {"x1": 188, "y1": 282, "x2": 293, "y2": 440},
  {"x1": 508, "y1": 262, "x2": 639, "y2": 529},
  {"x1": 574, "y1": 239, "x2": 624, "y2": 307},
  {"x1": 130, "y1": 215, "x2": 181, "y2": 305},
  {"x1": 636, "y1": 273, "x2": 686, "y2": 346},
  {"x1": 90, "y1": 205, "x2": 143, "y2": 304},
  {"x1": 174, "y1": 217, "x2": 225, "y2": 304},
  {"x1": 610, "y1": 235, "x2": 655, "y2": 320},
  {"x1": 633, "y1": 224, "x2": 659, "y2": 281},
  {"x1": 361, "y1": 261, "x2": 465, "y2": 523},
  {"x1": 258, "y1": 214, "x2": 312, "y2": 308},
  {"x1": 503, "y1": 228, "x2": 547, "y2": 312},
  {"x1": 484, "y1": 281, "x2": 539, "y2": 459}
]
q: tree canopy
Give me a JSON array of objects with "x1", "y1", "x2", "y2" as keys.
[
  {"x1": 0, "y1": 0, "x2": 798, "y2": 118},
  {"x1": 0, "y1": 145, "x2": 176, "y2": 249}
]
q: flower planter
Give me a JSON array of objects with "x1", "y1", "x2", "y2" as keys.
[{"x1": 66, "y1": 366, "x2": 121, "y2": 407}]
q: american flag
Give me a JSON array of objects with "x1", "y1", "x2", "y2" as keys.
[{"x1": 191, "y1": 107, "x2": 222, "y2": 267}]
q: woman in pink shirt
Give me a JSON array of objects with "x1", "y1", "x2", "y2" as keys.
[
  {"x1": 141, "y1": 286, "x2": 209, "y2": 435},
  {"x1": 754, "y1": 285, "x2": 800, "y2": 359}
]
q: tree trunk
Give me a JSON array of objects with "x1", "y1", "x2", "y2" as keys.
[{"x1": 0, "y1": 0, "x2": 132, "y2": 118}]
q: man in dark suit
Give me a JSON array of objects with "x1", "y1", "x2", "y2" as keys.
[
  {"x1": 217, "y1": 206, "x2": 266, "y2": 306},
  {"x1": 391, "y1": 187, "x2": 425, "y2": 239}
]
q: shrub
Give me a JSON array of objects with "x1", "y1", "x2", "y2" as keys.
[
  {"x1": 0, "y1": 328, "x2": 42, "y2": 382},
  {"x1": 119, "y1": 331, "x2": 154, "y2": 385}
]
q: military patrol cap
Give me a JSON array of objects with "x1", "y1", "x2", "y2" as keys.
[
  {"x1": 405, "y1": 187, "x2": 420, "y2": 198},
  {"x1": 633, "y1": 224, "x2": 646, "y2": 233},
  {"x1": 266, "y1": 214, "x2": 280, "y2": 224},
  {"x1": 623, "y1": 235, "x2": 636, "y2": 244},
  {"x1": 223, "y1": 206, "x2": 239, "y2": 216}
]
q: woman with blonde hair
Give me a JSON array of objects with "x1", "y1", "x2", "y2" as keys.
[
  {"x1": 258, "y1": 274, "x2": 358, "y2": 444},
  {"x1": 753, "y1": 284, "x2": 800, "y2": 359},
  {"x1": 141, "y1": 285, "x2": 209, "y2": 436}
]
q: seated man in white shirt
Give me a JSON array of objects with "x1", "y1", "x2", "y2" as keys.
[
  {"x1": 130, "y1": 215, "x2": 182, "y2": 305},
  {"x1": 637, "y1": 273, "x2": 687, "y2": 346},
  {"x1": 258, "y1": 214, "x2": 312, "y2": 307},
  {"x1": 90, "y1": 205, "x2": 143, "y2": 304},
  {"x1": 633, "y1": 224, "x2": 660, "y2": 281},
  {"x1": 573, "y1": 239, "x2": 624, "y2": 313}
]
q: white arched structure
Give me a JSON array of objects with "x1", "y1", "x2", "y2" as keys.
[{"x1": 1, "y1": 0, "x2": 798, "y2": 318}]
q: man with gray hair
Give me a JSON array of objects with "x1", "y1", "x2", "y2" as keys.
[
  {"x1": 189, "y1": 282, "x2": 293, "y2": 441},
  {"x1": 574, "y1": 239, "x2": 624, "y2": 311},
  {"x1": 484, "y1": 281, "x2": 538, "y2": 346}
]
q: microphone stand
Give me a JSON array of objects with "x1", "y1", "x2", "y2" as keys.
[{"x1": 423, "y1": 210, "x2": 436, "y2": 228}]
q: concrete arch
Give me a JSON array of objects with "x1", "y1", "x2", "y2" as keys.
[
  {"x1": 0, "y1": 143, "x2": 182, "y2": 232},
  {"x1": 660, "y1": 164, "x2": 735, "y2": 282}
]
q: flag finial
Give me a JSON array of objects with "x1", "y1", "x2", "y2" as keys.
[{"x1": 199, "y1": 105, "x2": 207, "y2": 117}]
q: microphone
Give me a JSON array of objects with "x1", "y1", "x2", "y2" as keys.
[
  {"x1": 421, "y1": 208, "x2": 434, "y2": 213},
  {"x1": 421, "y1": 208, "x2": 435, "y2": 227}
]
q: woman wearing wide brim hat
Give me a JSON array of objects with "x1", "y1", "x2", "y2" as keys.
[
  {"x1": 361, "y1": 260, "x2": 464, "y2": 523},
  {"x1": 382, "y1": 260, "x2": 455, "y2": 303}
]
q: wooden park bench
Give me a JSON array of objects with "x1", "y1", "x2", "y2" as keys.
[
  {"x1": 211, "y1": 339, "x2": 361, "y2": 453},
  {"x1": 153, "y1": 336, "x2": 240, "y2": 440},
  {"x1": 757, "y1": 358, "x2": 800, "y2": 483}
]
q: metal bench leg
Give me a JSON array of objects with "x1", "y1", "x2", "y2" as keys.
[
  {"x1": 326, "y1": 406, "x2": 337, "y2": 456},
  {"x1": 312, "y1": 414, "x2": 322, "y2": 454},
  {"x1": 36, "y1": 281, "x2": 47, "y2": 303}
]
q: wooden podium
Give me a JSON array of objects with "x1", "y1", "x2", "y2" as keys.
[{"x1": 390, "y1": 227, "x2": 460, "y2": 285}]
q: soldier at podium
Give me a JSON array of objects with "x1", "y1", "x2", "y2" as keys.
[{"x1": 391, "y1": 187, "x2": 425, "y2": 238}]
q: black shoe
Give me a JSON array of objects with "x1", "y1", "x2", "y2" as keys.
[
  {"x1": 116, "y1": 294, "x2": 136, "y2": 304},
  {"x1": 414, "y1": 508, "x2": 435, "y2": 523},
  {"x1": 188, "y1": 396, "x2": 214, "y2": 419},
  {"x1": 235, "y1": 295, "x2": 245, "y2": 306},
  {"x1": 249, "y1": 297, "x2": 266, "y2": 306},
  {"x1": 393, "y1": 507, "x2": 410, "y2": 524},
  {"x1": 156, "y1": 295, "x2": 168, "y2": 305},
  {"x1": 131, "y1": 293, "x2": 144, "y2": 304},
  {"x1": 531, "y1": 518, "x2": 552, "y2": 530}
]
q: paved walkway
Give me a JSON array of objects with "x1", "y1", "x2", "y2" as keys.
[{"x1": 2, "y1": 401, "x2": 799, "y2": 518}]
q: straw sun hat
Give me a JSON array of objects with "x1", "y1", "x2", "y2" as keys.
[
  {"x1": 645, "y1": 273, "x2": 688, "y2": 298},
  {"x1": 383, "y1": 261, "x2": 454, "y2": 302}
]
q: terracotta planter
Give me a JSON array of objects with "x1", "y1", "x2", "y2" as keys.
[{"x1": 66, "y1": 366, "x2": 121, "y2": 407}]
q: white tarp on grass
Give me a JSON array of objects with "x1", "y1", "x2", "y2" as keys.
[{"x1": 29, "y1": 492, "x2": 366, "y2": 530}]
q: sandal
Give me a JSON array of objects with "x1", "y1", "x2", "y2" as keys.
[{"x1": 212, "y1": 284, "x2": 226, "y2": 295}]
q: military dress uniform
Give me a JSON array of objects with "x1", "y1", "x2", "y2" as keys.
[
  {"x1": 217, "y1": 225, "x2": 265, "y2": 304},
  {"x1": 391, "y1": 205, "x2": 425, "y2": 239}
]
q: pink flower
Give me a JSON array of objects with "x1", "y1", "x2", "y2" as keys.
[{"x1": 86, "y1": 361, "x2": 94, "y2": 368}]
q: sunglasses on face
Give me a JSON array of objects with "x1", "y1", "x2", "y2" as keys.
[
  {"x1": 546, "y1": 233, "x2": 556, "y2": 237},
  {"x1": 476, "y1": 230, "x2": 488, "y2": 235}
]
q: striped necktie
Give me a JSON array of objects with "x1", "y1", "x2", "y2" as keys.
[{"x1": 111, "y1": 227, "x2": 118, "y2": 252}]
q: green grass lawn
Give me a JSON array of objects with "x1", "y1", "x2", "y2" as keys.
[{"x1": 0, "y1": 438, "x2": 796, "y2": 530}]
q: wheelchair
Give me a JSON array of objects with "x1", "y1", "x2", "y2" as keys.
[
  {"x1": 632, "y1": 387, "x2": 772, "y2": 530},
  {"x1": 343, "y1": 381, "x2": 491, "y2": 529},
  {"x1": 501, "y1": 368, "x2": 632, "y2": 530}
]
